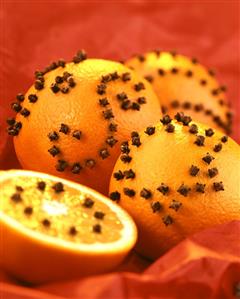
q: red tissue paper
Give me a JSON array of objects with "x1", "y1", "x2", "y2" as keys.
[
  {"x1": 1, "y1": 221, "x2": 240, "y2": 299},
  {"x1": 0, "y1": 1, "x2": 240, "y2": 299}
]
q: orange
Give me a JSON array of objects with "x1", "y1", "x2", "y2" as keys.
[
  {"x1": 8, "y1": 51, "x2": 161, "y2": 195},
  {"x1": 125, "y1": 50, "x2": 233, "y2": 134},
  {"x1": 109, "y1": 113, "x2": 240, "y2": 260},
  {"x1": 0, "y1": 169, "x2": 137, "y2": 284}
]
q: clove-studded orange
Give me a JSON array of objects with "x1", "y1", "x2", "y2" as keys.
[
  {"x1": 125, "y1": 51, "x2": 233, "y2": 134},
  {"x1": 109, "y1": 113, "x2": 240, "y2": 260},
  {"x1": 9, "y1": 51, "x2": 161, "y2": 195},
  {"x1": 0, "y1": 169, "x2": 137, "y2": 284}
]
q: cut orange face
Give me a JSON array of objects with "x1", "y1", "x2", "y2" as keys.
[{"x1": 0, "y1": 170, "x2": 137, "y2": 284}]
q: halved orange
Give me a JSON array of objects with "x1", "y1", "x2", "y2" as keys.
[{"x1": 0, "y1": 170, "x2": 137, "y2": 284}]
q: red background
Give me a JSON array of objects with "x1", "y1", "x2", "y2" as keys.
[
  {"x1": 0, "y1": 1, "x2": 240, "y2": 169},
  {"x1": 0, "y1": 1, "x2": 240, "y2": 298}
]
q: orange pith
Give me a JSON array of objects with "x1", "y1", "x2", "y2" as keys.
[
  {"x1": 109, "y1": 113, "x2": 240, "y2": 260},
  {"x1": 125, "y1": 51, "x2": 233, "y2": 134},
  {"x1": 0, "y1": 170, "x2": 137, "y2": 283},
  {"x1": 9, "y1": 52, "x2": 161, "y2": 195}
]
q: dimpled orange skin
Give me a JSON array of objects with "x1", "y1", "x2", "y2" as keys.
[
  {"x1": 125, "y1": 51, "x2": 232, "y2": 134},
  {"x1": 13, "y1": 59, "x2": 161, "y2": 195},
  {"x1": 109, "y1": 119, "x2": 240, "y2": 260}
]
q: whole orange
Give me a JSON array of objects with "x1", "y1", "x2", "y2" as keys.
[
  {"x1": 109, "y1": 113, "x2": 240, "y2": 259},
  {"x1": 9, "y1": 52, "x2": 161, "y2": 195},
  {"x1": 125, "y1": 51, "x2": 233, "y2": 134}
]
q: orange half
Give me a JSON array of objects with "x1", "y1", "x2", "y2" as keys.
[{"x1": 0, "y1": 170, "x2": 137, "y2": 284}]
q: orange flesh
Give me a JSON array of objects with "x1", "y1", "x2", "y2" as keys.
[{"x1": 1, "y1": 177, "x2": 123, "y2": 244}]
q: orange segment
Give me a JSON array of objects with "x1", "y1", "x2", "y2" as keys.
[
  {"x1": 109, "y1": 113, "x2": 240, "y2": 260},
  {"x1": 0, "y1": 170, "x2": 137, "y2": 284},
  {"x1": 125, "y1": 51, "x2": 232, "y2": 134}
]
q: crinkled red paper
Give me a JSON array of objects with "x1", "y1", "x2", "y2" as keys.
[
  {"x1": 0, "y1": 1, "x2": 239, "y2": 299},
  {"x1": 1, "y1": 221, "x2": 240, "y2": 299}
]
